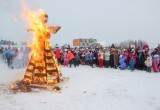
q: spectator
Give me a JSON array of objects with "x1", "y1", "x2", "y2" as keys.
[
  {"x1": 91, "y1": 49, "x2": 96, "y2": 68},
  {"x1": 63, "y1": 50, "x2": 68, "y2": 67},
  {"x1": 5, "y1": 49, "x2": 11, "y2": 68},
  {"x1": 85, "y1": 51, "x2": 91, "y2": 65},
  {"x1": 98, "y1": 49, "x2": 104, "y2": 68},
  {"x1": 109, "y1": 49, "x2": 114, "y2": 68},
  {"x1": 145, "y1": 55, "x2": 152, "y2": 73},
  {"x1": 104, "y1": 49, "x2": 110, "y2": 68},
  {"x1": 119, "y1": 55, "x2": 127, "y2": 70},
  {"x1": 67, "y1": 51, "x2": 75, "y2": 68},
  {"x1": 153, "y1": 54, "x2": 159, "y2": 72},
  {"x1": 55, "y1": 46, "x2": 61, "y2": 64},
  {"x1": 113, "y1": 50, "x2": 119, "y2": 69},
  {"x1": 74, "y1": 51, "x2": 80, "y2": 67}
]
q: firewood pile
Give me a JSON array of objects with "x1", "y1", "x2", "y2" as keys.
[
  {"x1": 10, "y1": 44, "x2": 68, "y2": 93},
  {"x1": 10, "y1": 77, "x2": 69, "y2": 93}
]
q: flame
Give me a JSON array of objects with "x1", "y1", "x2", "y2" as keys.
[
  {"x1": 21, "y1": 1, "x2": 51, "y2": 64},
  {"x1": 10, "y1": 83, "x2": 15, "y2": 90},
  {"x1": 20, "y1": 1, "x2": 62, "y2": 86},
  {"x1": 46, "y1": 59, "x2": 54, "y2": 63}
]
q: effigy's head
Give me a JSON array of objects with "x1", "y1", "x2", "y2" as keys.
[{"x1": 40, "y1": 13, "x2": 48, "y2": 23}]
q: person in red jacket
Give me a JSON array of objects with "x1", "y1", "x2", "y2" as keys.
[
  {"x1": 55, "y1": 47, "x2": 61, "y2": 64},
  {"x1": 67, "y1": 51, "x2": 75, "y2": 67},
  {"x1": 129, "y1": 49, "x2": 137, "y2": 65}
]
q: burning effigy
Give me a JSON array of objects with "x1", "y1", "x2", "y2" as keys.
[{"x1": 10, "y1": 3, "x2": 68, "y2": 92}]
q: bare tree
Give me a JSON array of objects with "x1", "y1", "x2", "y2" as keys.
[{"x1": 117, "y1": 39, "x2": 148, "y2": 48}]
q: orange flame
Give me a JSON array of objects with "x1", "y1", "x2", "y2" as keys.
[
  {"x1": 21, "y1": 1, "x2": 51, "y2": 63},
  {"x1": 21, "y1": 1, "x2": 62, "y2": 85},
  {"x1": 10, "y1": 83, "x2": 15, "y2": 90}
]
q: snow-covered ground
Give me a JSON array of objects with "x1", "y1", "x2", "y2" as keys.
[{"x1": 0, "y1": 60, "x2": 160, "y2": 110}]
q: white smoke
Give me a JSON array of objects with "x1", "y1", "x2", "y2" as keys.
[{"x1": 0, "y1": 0, "x2": 38, "y2": 43}]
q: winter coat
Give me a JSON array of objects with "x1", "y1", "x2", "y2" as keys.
[
  {"x1": 138, "y1": 52, "x2": 146, "y2": 65},
  {"x1": 67, "y1": 52, "x2": 75, "y2": 61},
  {"x1": 85, "y1": 52, "x2": 91, "y2": 61},
  {"x1": 75, "y1": 53, "x2": 80, "y2": 61},
  {"x1": 129, "y1": 52, "x2": 137, "y2": 65},
  {"x1": 109, "y1": 53, "x2": 114, "y2": 67},
  {"x1": 91, "y1": 51, "x2": 96, "y2": 60},
  {"x1": 55, "y1": 48, "x2": 61, "y2": 59},
  {"x1": 98, "y1": 51, "x2": 104, "y2": 60},
  {"x1": 63, "y1": 52, "x2": 68, "y2": 62},
  {"x1": 104, "y1": 51, "x2": 110, "y2": 61},
  {"x1": 5, "y1": 50, "x2": 11, "y2": 59},
  {"x1": 129, "y1": 57, "x2": 135, "y2": 69},
  {"x1": 119, "y1": 58, "x2": 127, "y2": 69},
  {"x1": 113, "y1": 52, "x2": 119, "y2": 66},
  {"x1": 81, "y1": 52, "x2": 85, "y2": 61},
  {"x1": 153, "y1": 55, "x2": 159, "y2": 72},
  {"x1": 123, "y1": 54, "x2": 128, "y2": 61},
  {"x1": 145, "y1": 56, "x2": 152, "y2": 67},
  {"x1": 122, "y1": 53, "x2": 129, "y2": 64}
]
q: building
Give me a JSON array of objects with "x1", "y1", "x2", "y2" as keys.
[{"x1": 73, "y1": 38, "x2": 97, "y2": 47}]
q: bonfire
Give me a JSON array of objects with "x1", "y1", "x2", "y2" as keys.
[{"x1": 10, "y1": 3, "x2": 68, "y2": 92}]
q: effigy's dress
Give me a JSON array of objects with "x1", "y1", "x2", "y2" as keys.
[{"x1": 23, "y1": 25, "x2": 61, "y2": 85}]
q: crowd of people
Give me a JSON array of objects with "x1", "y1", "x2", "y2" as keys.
[
  {"x1": 53, "y1": 44, "x2": 160, "y2": 73},
  {"x1": 0, "y1": 46, "x2": 30, "y2": 69},
  {"x1": 0, "y1": 40, "x2": 17, "y2": 45},
  {"x1": 0, "y1": 43, "x2": 160, "y2": 73}
]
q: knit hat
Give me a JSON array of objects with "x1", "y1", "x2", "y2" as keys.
[{"x1": 143, "y1": 43, "x2": 149, "y2": 49}]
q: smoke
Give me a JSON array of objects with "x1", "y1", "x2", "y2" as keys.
[
  {"x1": 0, "y1": 0, "x2": 39, "y2": 13},
  {"x1": 0, "y1": 61, "x2": 25, "y2": 84},
  {"x1": 0, "y1": 0, "x2": 39, "y2": 42},
  {"x1": 0, "y1": 0, "x2": 20, "y2": 13},
  {"x1": 0, "y1": 0, "x2": 39, "y2": 22}
]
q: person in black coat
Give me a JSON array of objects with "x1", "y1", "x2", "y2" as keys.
[
  {"x1": 109, "y1": 50, "x2": 114, "y2": 68},
  {"x1": 137, "y1": 51, "x2": 146, "y2": 70}
]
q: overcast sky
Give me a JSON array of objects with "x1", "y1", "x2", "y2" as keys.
[{"x1": 0, "y1": 0, "x2": 160, "y2": 47}]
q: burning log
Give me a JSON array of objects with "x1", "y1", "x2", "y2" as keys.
[{"x1": 10, "y1": 81, "x2": 32, "y2": 92}]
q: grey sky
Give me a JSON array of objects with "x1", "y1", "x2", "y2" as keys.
[{"x1": 0, "y1": 0, "x2": 160, "y2": 47}]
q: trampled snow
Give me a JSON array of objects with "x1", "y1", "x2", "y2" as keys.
[{"x1": 0, "y1": 61, "x2": 160, "y2": 110}]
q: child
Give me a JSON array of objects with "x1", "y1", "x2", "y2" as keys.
[
  {"x1": 153, "y1": 54, "x2": 159, "y2": 72},
  {"x1": 119, "y1": 55, "x2": 127, "y2": 70},
  {"x1": 145, "y1": 56, "x2": 152, "y2": 73},
  {"x1": 129, "y1": 56, "x2": 135, "y2": 71},
  {"x1": 63, "y1": 51, "x2": 68, "y2": 67}
]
